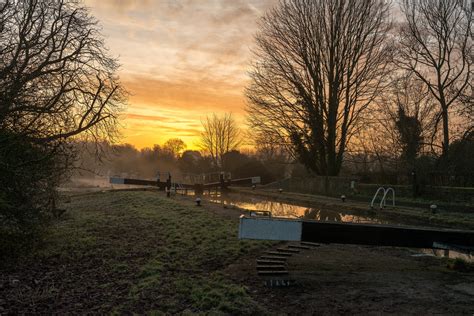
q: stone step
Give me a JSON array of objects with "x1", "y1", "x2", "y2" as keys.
[
  {"x1": 288, "y1": 244, "x2": 311, "y2": 250},
  {"x1": 266, "y1": 251, "x2": 292, "y2": 257},
  {"x1": 256, "y1": 265, "x2": 286, "y2": 271},
  {"x1": 259, "y1": 255, "x2": 287, "y2": 261},
  {"x1": 264, "y1": 279, "x2": 295, "y2": 287},
  {"x1": 257, "y1": 270, "x2": 289, "y2": 276},
  {"x1": 300, "y1": 242, "x2": 321, "y2": 247},
  {"x1": 257, "y1": 260, "x2": 287, "y2": 265},
  {"x1": 277, "y1": 248, "x2": 300, "y2": 254}
]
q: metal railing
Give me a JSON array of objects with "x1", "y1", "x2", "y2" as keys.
[{"x1": 370, "y1": 186, "x2": 395, "y2": 209}]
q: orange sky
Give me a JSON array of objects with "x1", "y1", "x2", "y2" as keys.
[{"x1": 85, "y1": 0, "x2": 277, "y2": 149}]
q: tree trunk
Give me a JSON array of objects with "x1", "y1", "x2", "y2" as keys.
[{"x1": 441, "y1": 107, "x2": 450, "y2": 156}]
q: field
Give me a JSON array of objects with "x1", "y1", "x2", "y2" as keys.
[{"x1": 1, "y1": 190, "x2": 473, "y2": 314}]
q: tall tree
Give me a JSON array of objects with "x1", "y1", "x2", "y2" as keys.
[
  {"x1": 199, "y1": 113, "x2": 241, "y2": 169},
  {"x1": 246, "y1": 0, "x2": 392, "y2": 176},
  {"x1": 0, "y1": 0, "x2": 125, "y2": 248},
  {"x1": 397, "y1": 0, "x2": 473, "y2": 156}
]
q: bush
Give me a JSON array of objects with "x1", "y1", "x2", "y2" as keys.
[{"x1": 0, "y1": 133, "x2": 67, "y2": 259}]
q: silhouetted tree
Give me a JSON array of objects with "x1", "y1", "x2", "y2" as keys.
[
  {"x1": 395, "y1": 108, "x2": 423, "y2": 166},
  {"x1": 178, "y1": 150, "x2": 203, "y2": 173},
  {"x1": 0, "y1": 0, "x2": 125, "y2": 253},
  {"x1": 199, "y1": 113, "x2": 241, "y2": 169},
  {"x1": 163, "y1": 138, "x2": 187, "y2": 158},
  {"x1": 246, "y1": 0, "x2": 392, "y2": 176},
  {"x1": 397, "y1": 0, "x2": 473, "y2": 156}
]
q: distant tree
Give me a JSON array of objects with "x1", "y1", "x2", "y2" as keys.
[
  {"x1": 446, "y1": 132, "x2": 474, "y2": 185},
  {"x1": 246, "y1": 0, "x2": 392, "y2": 176},
  {"x1": 178, "y1": 150, "x2": 202, "y2": 173},
  {"x1": 199, "y1": 113, "x2": 241, "y2": 169},
  {"x1": 222, "y1": 150, "x2": 249, "y2": 172},
  {"x1": 397, "y1": 0, "x2": 473, "y2": 156},
  {"x1": 374, "y1": 73, "x2": 437, "y2": 164},
  {"x1": 395, "y1": 108, "x2": 423, "y2": 166},
  {"x1": 163, "y1": 138, "x2": 187, "y2": 158}
]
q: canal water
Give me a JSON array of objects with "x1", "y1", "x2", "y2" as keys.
[
  {"x1": 200, "y1": 191, "x2": 473, "y2": 262},
  {"x1": 205, "y1": 191, "x2": 382, "y2": 224}
]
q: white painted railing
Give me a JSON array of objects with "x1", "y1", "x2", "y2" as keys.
[{"x1": 370, "y1": 186, "x2": 395, "y2": 209}]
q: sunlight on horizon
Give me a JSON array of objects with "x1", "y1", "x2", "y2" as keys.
[{"x1": 84, "y1": 0, "x2": 278, "y2": 149}]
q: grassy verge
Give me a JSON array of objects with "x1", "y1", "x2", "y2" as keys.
[{"x1": 0, "y1": 190, "x2": 274, "y2": 314}]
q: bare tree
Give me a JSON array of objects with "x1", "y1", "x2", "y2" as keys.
[
  {"x1": 0, "y1": 0, "x2": 125, "y2": 146},
  {"x1": 199, "y1": 113, "x2": 241, "y2": 169},
  {"x1": 378, "y1": 73, "x2": 438, "y2": 157},
  {"x1": 0, "y1": 0, "x2": 126, "y2": 234},
  {"x1": 163, "y1": 138, "x2": 187, "y2": 158},
  {"x1": 246, "y1": 0, "x2": 392, "y2": 176},
  {"x1": 397, "y1": 0, "x2": 473, "y2": 156}
]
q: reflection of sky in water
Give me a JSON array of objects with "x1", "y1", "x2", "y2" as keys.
[
  {"x1": 207, "y1": 193, "x2": 381, "y2": 224},
  {"x1": 420, "y1": 248, "x2": 473, "y2": 263}
]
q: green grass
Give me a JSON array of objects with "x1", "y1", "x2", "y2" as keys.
[
  {"x1": 1, "y1": 191, "x2": 275, "y2": 314},
  {"x1": 447, "y1": 257, "x2": 474, "y2": 272}
]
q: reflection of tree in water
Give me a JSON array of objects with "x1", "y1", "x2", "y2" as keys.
[
  {"x1": 254, "y1": 201, "x2": 303, "y2": 218},
  {"x1": 211, "y1": 193, "x2": 381, "y2": 224},
  {"x1": 303, "y1": 209, "x2": 342, "y2": 222}
]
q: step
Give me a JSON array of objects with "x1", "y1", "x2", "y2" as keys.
[
  {"x1": 259, "y1": 255, "x2": 287, "y2": 261},
  {"x1": 288, "y1": 244, "x2": 311, "y2": 250},
  {"x1": 266, "y1": 251, "x2": 292, "y2": 257},
  {"x1": 258, "y1": 270, "x2": 289, "y2": 276},
  {"x1": 265, "y1": 279, "x2": 295, "y2": 287},
  {"x1": 300, "y1": 242, "x2": 321, "y2": 247},
  {"x1": 257, "y1": 260, "x2": 287, "y2": 265},
  {"x1": 277, "y1": 248, "x2": 300, "y2": 254},
  {"x1": 256, "y1": 265, "x2": 287, "y2": 271}
]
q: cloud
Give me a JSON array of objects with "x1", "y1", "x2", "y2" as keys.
[
  {"x1": 122, "y1": 75, "x2": 247, "y2": 114},
  {"x1": 84, "y1": 0, "x2": 278, "y2": 148}
]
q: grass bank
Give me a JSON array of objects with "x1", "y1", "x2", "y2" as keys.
[{"x1": 0, "y1": 190, "x2": 274, "y2": 314}]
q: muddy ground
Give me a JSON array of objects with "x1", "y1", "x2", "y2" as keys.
[
  {"x1": 1, "y1": 189, "x2": 473, "y2": 314},
  {"x1": 228, "y1": 243, "x2": 474, "y2": 315}
]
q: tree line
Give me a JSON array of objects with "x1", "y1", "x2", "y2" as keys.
[
  {"x1": 73, "y1": 132, "x2": 289, "y2": 186},
  {"x1": 246, "y1": 0, "x2": 472, "y2": 178}
]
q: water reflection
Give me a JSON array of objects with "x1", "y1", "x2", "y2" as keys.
[
  {"x1": 205, "y1": 192, "x2": 381, "y2": 224},
  {"x1": 420, "y1": 248, "x2": 474, "y2": 262}
]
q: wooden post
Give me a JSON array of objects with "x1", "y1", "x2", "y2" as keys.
[
  {"x1": 194, "y1": 184, "x2": 203, "y2": 195},
  {"x1": 166, "y1": 173, "x2": 171, "y2": 197},
  {"x1": 220, "y1": 173, "x2": 227, "y2": 192}
]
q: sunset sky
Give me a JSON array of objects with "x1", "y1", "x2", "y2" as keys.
[{"x1": 84, "y1": 0, "x2": 277, "y2": 149}]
